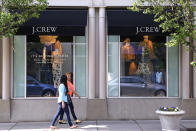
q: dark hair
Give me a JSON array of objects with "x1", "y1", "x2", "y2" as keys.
[{"x1": 60, "y1": 75, "x2": 68, "y2": 95}]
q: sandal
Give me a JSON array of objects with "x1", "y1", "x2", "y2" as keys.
[
  {"x1": 50, "y1": 126, "x2": 58, "y2": 129},
  {"x1": 58, "y1": 120, "x2": 67, "y2": 124},
  {"x1": 74, "y1": 119, "x2": 81, "y2": 124},
  {"x1": 70, "y1": 125, "x2": 77, "y2": 129}
]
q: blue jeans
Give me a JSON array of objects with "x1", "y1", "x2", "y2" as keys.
[
  {"x1": 59, "y1": 98, "x2": 77, "y2": 121},
  {"x1": 51, "y1": 102, "x2": 73, "y2": 126}
]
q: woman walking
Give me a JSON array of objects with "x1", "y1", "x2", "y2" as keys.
[
  {"x1": 50, "y1": 75, "x2": 77, "y2": 129},
  {"x1": 58, "y1": 72, "x2": 81, "y2": 124}
]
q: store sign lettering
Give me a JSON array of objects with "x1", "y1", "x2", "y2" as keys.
[
  {"x1": 136, "y1": 26, "x2": 160, "y2": 35},
  {"x1": 32, "y1": 26, "x2": 57, "y2": 34}
]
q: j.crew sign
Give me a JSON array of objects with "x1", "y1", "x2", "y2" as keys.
[
  {"x1": 32, "y1": 26, "x2": 57, "y2": 35},
  {"x1": 136, "y1": 26, "x2": 160, "y2": 35}
]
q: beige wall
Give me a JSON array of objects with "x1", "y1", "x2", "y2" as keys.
[
  {"x1": 0, "y1": 38, "x2": 2, "y2": 98},
  {"x1": 8, "y1": 98, "x2": 196, "y2": 122}
]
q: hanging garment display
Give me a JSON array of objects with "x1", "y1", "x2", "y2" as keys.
[
  {"x1": 39, "y1": 35, "x2": 58, "y2": 63},
  {"x1": 129, "y1": 61, "x2": 137, "y2": 75},
  {"x1": 156, "y1": 72, "x2": 163, "y2": 84},
  {"x1": 121, "y1": 43, "x2": 135, "y2": 61},
  {"x1": 137, "y1": 35, "x2": 155, "y2": 75},
  {"x1": 121, "y1": 38, "x2": 137, "y2": 75}
]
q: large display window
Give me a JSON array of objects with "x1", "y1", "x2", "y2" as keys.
[
  {"x1": 13, "y1": 35, "x2": 87, "y2": 98},
  {"x1": 108, "y1": 35, "x2": 179, "y2": 97}
]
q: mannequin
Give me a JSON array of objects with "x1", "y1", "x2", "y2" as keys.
[
  {"x1": 39, "y1": 35, "x2": 58, "y2": 63},
  {"x1": 138, "y1": 35, "x2": 155, "y2": 60},
  {"x1": 137, "y1": 35, "x2": 155, "y2": 82},
  {"x1": 52, "y1": 40, "x2": 63, "y2": 88},
  {"x1": 121, "y1": 38, "x2": 137, "y2": 75},
  {"x1": 39, "y1": 35, "x2": 63, "y2": 88}
]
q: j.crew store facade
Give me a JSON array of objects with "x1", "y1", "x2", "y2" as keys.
[{"x1": 0, "y1": 0, "x2": 196, "y2": 122}]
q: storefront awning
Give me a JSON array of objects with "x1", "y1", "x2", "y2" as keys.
[
  {"x1": 107, "y1": 10, "x2": 165, "y2": 36},
  {"x1": 16, "y1": 10, "x2": 87, "y2": 35}
]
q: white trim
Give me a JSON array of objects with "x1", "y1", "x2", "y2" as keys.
[
  {"x1": 166, "y1": 37, "x2": 169, "y2": 97},
  {"x1": 11, "y1": 97, "x2": 88, "y2": 100},
  {"x1": 24, "y1": 36, "x2": 27, "y2": 98},
  {"x1": 106, "y1": 35, "x2": 108, "y2": 98},
  {"x1": 73, "y1": 36, "x2": 76, "y2": 97},
  {"x1": 179, "y1": 45, "x2": 181, "y2": 98},
  {"x1": 105, "y1": 96, "x2": 180, "y2": 99},
  {"x1": 11, "y1": 37, "x2": 14, "y2": 99},
  {"x1": 118, "y1": 36, "x2": 120, "y2": 98},
  {"x1": 86, "y1": 22, "x2": 89, "y2": 98}
]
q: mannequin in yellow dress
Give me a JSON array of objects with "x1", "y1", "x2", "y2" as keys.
[{"x1": 121, "y1": 38, "x2": 137, "y2": 75}]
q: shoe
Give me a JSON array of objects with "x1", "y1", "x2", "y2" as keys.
[
  {"x1": 70, "y1": 125, "x2": 77, "y2": 129},
  {"x1": 74, "y1": 119, "x2": 81, "y2": 124},
  {"x1": 50, "y1": 126, "x2": 58, "y2": 129},
  {"x1": 58, "y1": 120, "x2": 67, "y2": 124}
]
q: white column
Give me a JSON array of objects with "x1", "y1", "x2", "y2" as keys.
[
  {"x1": 181, "y1": 45, "x2": 191, "y2": 99},
  {"x1": 88, "y1": 7, "x2": 96, "y2": 99},
  {"x1": 2, "y1": 37, "x2": 11, "y2": 100},
  {"x1": 99, "y1": 7, "x2": 106, "y2": 99},
  {"x1": 0, "y1": 38, "x2": 2, "y2": 98},
  {"x1": 193, "y1": 11, "x2": 196, "y2": 98}
]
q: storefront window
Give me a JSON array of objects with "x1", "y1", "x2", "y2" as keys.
[
  {"x1": 13, "y1": 35, "x2": 87, "y2": 98},
  {"x1": 108, "y1": 35, "x2": 169, "y2": 97}
]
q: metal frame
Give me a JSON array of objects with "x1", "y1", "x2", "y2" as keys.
[
  {"x1": 73, "y1": 36, "x2": 76, "y2": 97},
  {"x1": 166, "y1": 37, "x2": 169, "y2": 97},
  {"x1": 85, "y1": 22, "x2": 89, "y2": 98},
  {"x1": 24, "y1": 36, "x2": 27, "y2": 99},
  {"x1": 11, "y1": 37, "x2": 14, "y2": 99}
]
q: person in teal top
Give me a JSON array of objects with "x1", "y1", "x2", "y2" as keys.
[{"x1": 50, "y1": 75, "x2": 77, "y2": 129}]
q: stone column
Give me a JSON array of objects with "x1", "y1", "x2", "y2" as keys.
[
  {"x1": 193, "y1": 11, "x2": 196, "y2": 98},
  {"x1": 2, "y1": 37, "x2": 11, "y2": 100},
  {"x1": 88, "y1": 7, "x2": 96, "y2": 99},
  {"x1": 0, "y1": 38, "x2": 2, "y2": 98},
  {"x1": 181, "y1": 45, "x2": 192, "y2": 99},
  {"x1": 98, "y1": 7, "x2": 106, "y2": 99}
]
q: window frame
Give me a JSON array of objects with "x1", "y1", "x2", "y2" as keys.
[
  {"x1": 106, "y1": 35, "x2": 181, "y2": 98},
  {"x1": 11, "y1": 35, "x2": 88, "y2": 99}
]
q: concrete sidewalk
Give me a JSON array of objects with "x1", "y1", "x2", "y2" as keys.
[{"x1": 0, "y1": 120, "x2": 196, "y2": 131}]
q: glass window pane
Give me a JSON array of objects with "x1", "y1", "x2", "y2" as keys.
[
  {"x1": 14, "y1": 36, "x2": 25, "y2": 98},
  {"x1": 120, "y1": 36, "x2": 167, "y2": 97},
  {"x1": 168, "y1": 44, "x2": 179, "y2": 97},
  {"x1": 108, "y1": 35, "x2": 119, "y2": 97},
  {"x1": 26, "y1": 35, "x2": 74, "y2": 97},
  {"x1": 75, "y1": 36, "x2": 86, "y2": 97}
]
